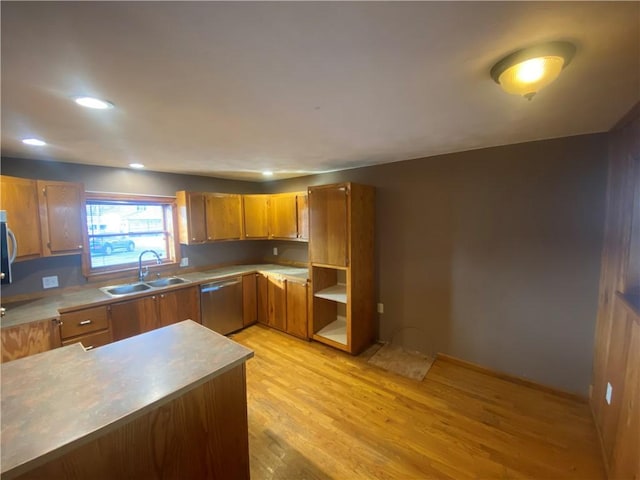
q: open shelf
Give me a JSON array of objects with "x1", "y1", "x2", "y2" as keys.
[
  {"x1": 314, "y1": 284, "x2": 347, "y2": 304},
  {"x1": 314, "y1": 317, "x2": 347, "y2": 345}
]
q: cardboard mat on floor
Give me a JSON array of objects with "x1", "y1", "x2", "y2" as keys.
[{"x1": 365, "y1": 343, "x2": 434, "y2": 381}]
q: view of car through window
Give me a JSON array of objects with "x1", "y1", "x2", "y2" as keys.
[{"x1": 86, "y1": 202, "x2": 169, "y2": 269}]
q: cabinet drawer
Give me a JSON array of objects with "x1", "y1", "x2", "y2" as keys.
[
  {"x1": 62, "y1": 329, "x2": 112, "y2": 350},
  {"x1": 60, "y1": 306, "x2": 109, "y2": 339}
]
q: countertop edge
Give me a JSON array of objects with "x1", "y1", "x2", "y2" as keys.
[{"x1": 1, "y1": 263, "x2": 309, "y2": 329}]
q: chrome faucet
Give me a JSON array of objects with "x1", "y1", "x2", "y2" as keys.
[{"x1": 138, "y1": 250, "x2": 162, "y2": 282}]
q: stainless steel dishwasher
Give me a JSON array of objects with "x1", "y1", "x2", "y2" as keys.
[{"x1": 200, "y1": 277, "x2": 243, "y2": 335}]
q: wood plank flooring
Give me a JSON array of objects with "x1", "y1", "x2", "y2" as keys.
[{"x1": 231, "y1": 325, "x2": 605, "y2": 479}]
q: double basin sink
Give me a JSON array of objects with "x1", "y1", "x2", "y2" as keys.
[{"x1": 100, "y1": 277, "x2": 189, "y2": 298}]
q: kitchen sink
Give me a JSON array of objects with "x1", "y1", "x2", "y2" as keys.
[
  {"x1": 145, "y1": 277, "x2": 188, "y2": 288},
  {"x1": 100, "y1": 277, "x2": 190, "y2": 297},
  {"x1": 101, "y1": 282, "x2": 153, "y2": 297}
]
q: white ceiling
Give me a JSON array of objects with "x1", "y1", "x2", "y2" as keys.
[{"x1": 1, "y1": 2, "x2": 638, "y2": 182}]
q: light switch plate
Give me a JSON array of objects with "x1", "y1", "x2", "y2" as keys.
[
  {"x1": 377, "y1": 303, "x2": 384, "y2": 314},
  {"x1": 42, "y1": 275, "x2": 59, "y2": 289},
  {"x1": 273, "y1": 247, "x2": 278, "y2": 256},
  {"x1": 180, "y1": 257, "x2": 189, "y2": 267}
]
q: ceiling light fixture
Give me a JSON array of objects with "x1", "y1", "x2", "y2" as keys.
[
  {"x1": 490, "y1": 41, "x2": 576, "y2": 100},
  {"x1": 74, "y1": 96, "x2": 115, "y2": 109},
  {"x1": 262, "y1": 171, "x2": 274, "y2": 177},
  {"x1": 129, "y1": 163, "x2": 145, "y2": 169},
  {"x1": 22, "y1": 138, "x2": 47, "y2": 146}
]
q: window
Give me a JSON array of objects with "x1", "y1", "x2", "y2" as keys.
[{"x1": 84, "y1": 193, "x2": 179, "y2": 276}]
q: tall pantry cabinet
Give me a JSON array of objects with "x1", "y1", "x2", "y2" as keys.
[{"x1": 308, "y1": 182, "x2": 375, "y2": 355}]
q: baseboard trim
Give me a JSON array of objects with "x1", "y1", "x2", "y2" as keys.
[{"x1": 435, "y1": 353, "x2": 587, "y2": 403}]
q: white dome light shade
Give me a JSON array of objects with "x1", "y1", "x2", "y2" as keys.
[{"x1": 491, "y1": 42, "x2": 576, "y2": 100}]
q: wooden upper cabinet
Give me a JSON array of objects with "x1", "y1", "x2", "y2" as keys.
[
  {"x1": 206, "y1": 193, "x2": 243, "y2": 241},
  {"x1": 308, "y1": 184, "x2": 349, "y2": 267},
  {"x1": 296, "y1": 193, "x2": 309, "y2": 241},
  {"x1": 37, "y1": 180, "x2": 85, "y2": 256},
  {"x1": 176, "y1": 191, "x2": 207, "y2": 244},
  {"x1": 269, "y1": 193, "x2": 298, "y2": 240},
  {"x1": 0, "y1": 175, "x2": 42, "y2": 260},
  {"x1": 243, "y1": 195, "x2": 270, "y2": 239}
]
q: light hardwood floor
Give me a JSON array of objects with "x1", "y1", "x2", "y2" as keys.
[{"x1": 231, "y1": 325, "x2": 605, "y2": 480}]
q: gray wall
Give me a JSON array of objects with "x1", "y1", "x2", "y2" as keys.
[
  {"x1": 0, "y1": 158, "x2": 267, "y2": 296},
  {"x1": 268, "y1": 133, "x2": 608, "y2": 396},
  {"x1": 1, "y1": 133, "x2": 608, "y2": 395}
]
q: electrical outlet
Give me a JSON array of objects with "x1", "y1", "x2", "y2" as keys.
[
  {"x1": 605, "y1": 382, "x2": 613, "y2": 405},
  {"x1": 377, "y1": 303, "x2": 384, "y2": 314},
  {"x1": 180, "y1": 257, "x2": 189, "y2": 267},
  {"x1": 42, "y1": 275, "x2": 59, "y2": 289},
  {"x1": 273, "y1": 247, "x2": 278, "y2": 256}
]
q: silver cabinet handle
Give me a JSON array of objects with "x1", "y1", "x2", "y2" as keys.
[{"x1": 79, "y1": 320, "x2": 92, "y2": 325}]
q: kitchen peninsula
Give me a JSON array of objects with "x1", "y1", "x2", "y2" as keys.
[{"x1": 1, "y1": 320, "x2": 253, "y2": 479}]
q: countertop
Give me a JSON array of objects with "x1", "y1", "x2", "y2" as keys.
[
  {"x1": 1, "y1": 263, "x2": 308, "y2": 329},
  {"x1": 0, "y1": 320, "x2": 254, "y2": 478}
]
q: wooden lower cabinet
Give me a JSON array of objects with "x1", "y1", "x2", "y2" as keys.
[
  {"x1": 1, "y1": 318, "x2": 61, "y2": 363},
  {"x1": 286, "y1": 279, "x2": 309, "y2": 339},
  {"x1": 257, "y1": 274, "x2": 269, "y2": 325},
  {"x1": 157, "y1": 287, "x2": 200, "y2": 328},
  {"x1": 111, "y1": 286, "x2": 200, "y2": 342},
  {"x1": 255, "y1": 273, "x2": 309, "y2": 340},
  {"x1": 267, "y1": 276, "x2": 287, "y2": 332},
  {"x1": 59, "y1": 305, "x2": 112, "y2": 350},
  {"x1": 242, "y1": 273, "x2": 258, "y2": 327}
]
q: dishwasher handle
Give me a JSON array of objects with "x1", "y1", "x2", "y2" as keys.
[{"x1": 201, "y1": 278, "x2": 241, "y2": 293}]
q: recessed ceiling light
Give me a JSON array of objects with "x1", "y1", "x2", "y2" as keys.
[
  {"x1": 262, "y1": 171, "x2": 274, "y2": 177},
  {"x1": 129, "y1": 163, "x2": 145, "y2": 169},
  {"x1": 74, "y1": 96, "x2": 115, "y2": 109},
  {"x1": 22, "y1": 138, "x2": 47, "y2": 146}
]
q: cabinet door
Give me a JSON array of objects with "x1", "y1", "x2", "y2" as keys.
[
  {"x1": 267, "y1": 276, "x2": 287, "y2": 332},
  {"x1": 243, "y1": 273, "x2": 258, "y2": 327},
  {"x1": 38, "y1": 180, "x2": 85, "y2": 255},
  {"x1": 257, "y1": 273, "x2": 269, "y2": 325},
  {"x1": 286, "y1": 280, "x2": 308, "y2": 339},
  {"x1": 296, "y1": 193, "x2": 309, "y2": 241},
  {"x1": 309, "y1": 184, "x2": 349, "y2": 266},
  {"x1": 110, "y1": 296, "x2": 157, "y2": 342},
  {"x1": 206, "y1": 193, "x2": 243, "y2": 241},
  {"x1": 188, "y1": 193, "x2": 207, "y2": 243},
  {"x1": 157, "y1": 286, "x2": 200, "y2": 328},
  {"x1": 269, "y1": 193, "x2": 297, "y2": 239},
  {"x1": 243, "y1": 195, "x2": 269, "y2": 239},
  {"x1": 0, "y1": 175, "x2": 42, "y2": 260},
  {"x1": 1, "y1": 318, "x2": 61, "y2": 363}
]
